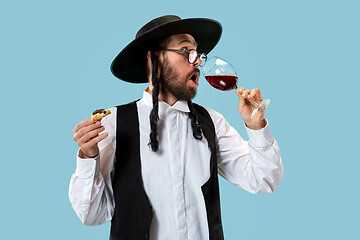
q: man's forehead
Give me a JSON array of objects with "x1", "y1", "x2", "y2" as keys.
[{"x1": 167, "y1": 34, "x2": 198, "y2": 47}]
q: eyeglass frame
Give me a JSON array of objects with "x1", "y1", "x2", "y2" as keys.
[{"x1": 160, "y1": 48, "x2": 207, "y2": 67}]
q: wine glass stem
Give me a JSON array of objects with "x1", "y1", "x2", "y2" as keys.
[{"x1": 248, "y1": 99, "x2": 260, "y2": 108}]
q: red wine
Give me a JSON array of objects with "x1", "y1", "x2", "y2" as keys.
[{"x1": 205, "y1": 75, "x2": 238, "y2": 91}]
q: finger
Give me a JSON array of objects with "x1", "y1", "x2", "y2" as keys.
[
  {"x1": 238, "y1": 90, "x2": 250, "y2": 109},
  {"x1": 249, "y1": 89, "x2": 256, "y2": 99},
  {"x1": 77, "y1": 125, "x2": 105, "y2": 146},
  {"x1": 248, "y1": 89, "x2": 261, "y2": 105},
  {"x1": 81, "y1": 132, "x2": 108, "y2": 150},
  {"x1": 254, "y1": 88, "x2": 263, "y2": 100},
  {"x1": 242, "y1": 89, "x2": 251, "y2": 98},
  {"x1": 237, "y1": 89, "x2": 248, "y2": 110},
  {"x1": 236, "y1": 87, "x2": 245, "y2": 95},
  {"x1": 73, "y1": 121, "x2": 101, "y2": 142},
  {"x1": 73, "y1": 121, "x2": 102, "y2": 142},
  {"x1": 73, "y1": 118, "x2": 94, "y2": 134}
]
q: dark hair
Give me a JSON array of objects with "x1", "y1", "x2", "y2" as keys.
[
  {"x1": 144, "y1": 37, "x2": 171, "y2": 76},
  {"x1": 147, "y1": 36, "x2": 203, "y2": 152},
  {"x1": 148, "y1": 51, "x2": 160, "y2": 151}
]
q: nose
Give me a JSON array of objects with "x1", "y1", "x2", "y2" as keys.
[{"x1": 193, "y1": 56, "x2": 202, "y2": 67}]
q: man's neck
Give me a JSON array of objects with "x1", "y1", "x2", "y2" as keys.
[{"x1": 145, "y1": 87, "x2": 178, "y2": 106}]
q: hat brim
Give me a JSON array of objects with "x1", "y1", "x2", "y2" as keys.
[{"x1": 110, "y1": 18, "x2": 222, "y2": 83}]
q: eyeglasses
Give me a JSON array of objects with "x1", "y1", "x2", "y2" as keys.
[{"x1": 160, "y1": 49, "x2": 207, "y2": 67}]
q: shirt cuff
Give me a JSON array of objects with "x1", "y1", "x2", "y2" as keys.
[
  {"x1": 75, "y1": 150, "x2": 101, "y2": 179},
  {"x1": 245, "y1": 119, "x2": 274, "y2": 148}
]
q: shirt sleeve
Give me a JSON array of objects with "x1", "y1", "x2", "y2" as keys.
[
  {"x1": 207, "y1": 108, "x2": 283, "y2": 193},
  {"x1": 68, "y1": 107, "x2": 117, "y2": 226}
]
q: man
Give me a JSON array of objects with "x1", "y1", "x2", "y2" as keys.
[{"x1": 69, "y1": 15, "x2": 283, "y2": 240}]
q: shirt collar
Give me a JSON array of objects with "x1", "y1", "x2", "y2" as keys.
[{"x1": 142, "y1": 91, "x2": 190, "y2": 113}]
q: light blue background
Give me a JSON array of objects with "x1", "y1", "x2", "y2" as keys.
[{"x1": 1, "y1": 0, "x2": 359, "y2": 239}]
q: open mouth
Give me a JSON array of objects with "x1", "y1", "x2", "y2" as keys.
[
  {"x1": 189, "y1": 72, "x2": 199, "y2": 82},
  {"x1": 188, "y1": 71, "x2": 200, "y2": 88}
]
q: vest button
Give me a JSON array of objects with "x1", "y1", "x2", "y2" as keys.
[{"x1": 145, "y1": 232, "x2": 149, "y2": 239}]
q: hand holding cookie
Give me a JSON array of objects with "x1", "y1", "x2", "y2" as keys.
[{"x1": 72, "y1": 109, "x2": 111, "y2": 159}]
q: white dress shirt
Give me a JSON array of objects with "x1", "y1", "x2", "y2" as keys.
[{"x1": 69, "y1": 91, "x2": 283, "y2": 240}]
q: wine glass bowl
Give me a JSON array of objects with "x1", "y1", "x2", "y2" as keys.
[
  {"x1": 201, "y1": 56, "x2": 271, "y2": 119},
  {"x1": 202, "y1": 57, "x2": 238, "y2": 91}
]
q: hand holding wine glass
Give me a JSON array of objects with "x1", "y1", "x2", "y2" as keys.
[
  {"x1": 235, "y1": 87, "x2": 266, "y2": 129},
  {"x1": 200, "y1": 57, "x2": 270, "y2": 126}
]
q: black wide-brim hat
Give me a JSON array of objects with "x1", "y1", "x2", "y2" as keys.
[{"x1": 110, "y1": 15, "x2": 222, "y2": 83}]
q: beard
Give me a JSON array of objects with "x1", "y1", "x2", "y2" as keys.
[{"x1": 159, "y1": 57, "x2": 198, "y2": 101}]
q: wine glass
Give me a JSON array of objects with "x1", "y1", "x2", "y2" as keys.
[{"x1": 201, "y1": 56, "x2": 270, "y2": 119}]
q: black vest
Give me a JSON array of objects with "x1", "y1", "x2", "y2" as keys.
[{"x1": 110, "y1": 101, "x2": 224, "y2": 240}]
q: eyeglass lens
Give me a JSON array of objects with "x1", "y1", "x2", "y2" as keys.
[
  {"x1": 189, "y1": 50, "x2": 198, "y2": 64},
  {"x1": 199, "y1": 54, "x2": 207, "y2": 66},
  {"x1": 189, "y1": 50, "x2": 207, "y2": 67}
]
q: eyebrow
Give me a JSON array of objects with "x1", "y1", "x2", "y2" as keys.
[{"x1": 178, "y1": 39, "x2": 198, "y2": 48}]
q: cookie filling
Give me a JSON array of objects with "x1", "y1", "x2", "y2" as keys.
[{"x1": 93, "y1": 109, "x2": 105, "y2": 115}]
